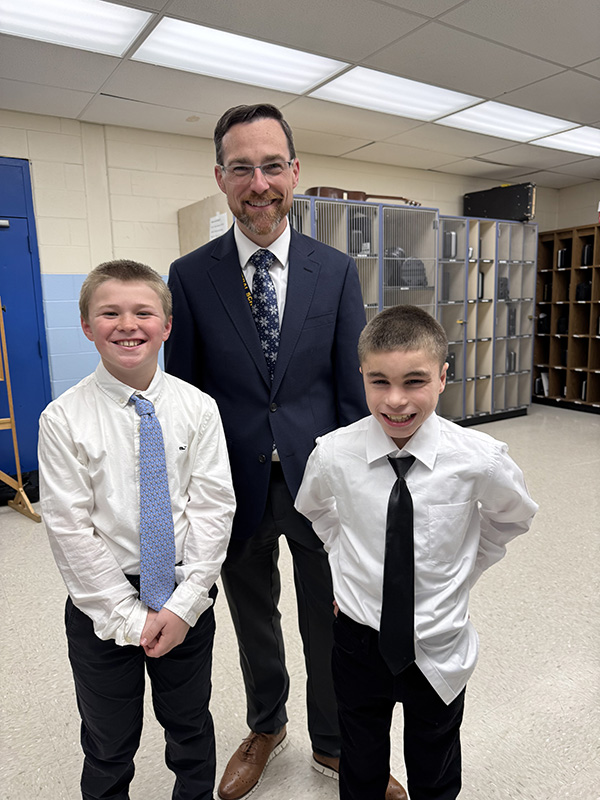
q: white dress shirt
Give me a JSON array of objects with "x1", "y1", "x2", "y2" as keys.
[
  {"x1": 295, "y1": 412, "x2": 538, "y2": 703},
  {"x1": 38, "y1": 363, "x2": 236, "y2": 647},
  {"x1": 234, "y1": 221, "x2": 291, "y2": 326}
]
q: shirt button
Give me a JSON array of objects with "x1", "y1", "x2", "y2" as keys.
[
  {"x1": 270, "y1": 403, "x2": 278, "y2": 412},
  {"x1": 258, "y1": 454, "x2": 267, "y2": 464}
]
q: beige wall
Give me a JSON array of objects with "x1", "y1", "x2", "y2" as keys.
[{"x1": 3, "y1": 108, "x2": 596, "y2": 275}]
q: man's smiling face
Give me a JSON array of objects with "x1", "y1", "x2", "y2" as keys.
[{"x1": 215, "y1": 117, "x2": 300, "y2": 247}]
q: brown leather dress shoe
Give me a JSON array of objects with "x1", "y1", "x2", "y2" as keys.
[
  {"x1": 218, "y1": 726, "x2": 288, "y2": 800},
  {"x1": 312, "y1": 752, "x2": 407, "y2": 800}
]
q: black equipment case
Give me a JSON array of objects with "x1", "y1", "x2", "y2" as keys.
[{"x1": 463, "y1": 182, "x2": 536, "y2": 222}]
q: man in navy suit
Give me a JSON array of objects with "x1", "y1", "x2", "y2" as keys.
[{"x1": 165, "y1": 104, "x2": 405, "y2": 800}]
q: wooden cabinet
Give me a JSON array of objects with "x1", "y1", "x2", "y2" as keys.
[{"x1": 533, "y1": 224, "x2": 600, "y2": 412}]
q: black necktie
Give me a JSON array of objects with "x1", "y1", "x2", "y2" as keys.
[{"x1": 379, "y1": 454, "x2": 416, "y2": 675}]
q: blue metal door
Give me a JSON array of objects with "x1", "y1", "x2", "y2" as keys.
[{"x1": 0, "y1": 159, "x2": 51, "y2": 474}]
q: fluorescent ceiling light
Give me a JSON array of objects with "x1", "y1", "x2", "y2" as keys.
[
  {"x1": 309, "y1": 67, "x2": 480, "y2": 121},
  {"x1": 531, "y1": 127, "x2": 600, "y2": 156},
  {"x1": 132, "y1": 18, "x2": 347, "y2": 93},
  {"x1": 0, "y1": 0, "x2": 152, "y2": 57},
  {"x1": 437, "y1": 101, "x2": 576, "y2": 142}
]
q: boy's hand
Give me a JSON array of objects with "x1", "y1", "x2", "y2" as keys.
[{"x1": 141, "y1": 608, "x2": 190, "y2": 658}]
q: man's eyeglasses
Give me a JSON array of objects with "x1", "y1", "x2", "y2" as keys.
[{"x1": 219, "y1": 161, "x2": 294, "y2": 182}]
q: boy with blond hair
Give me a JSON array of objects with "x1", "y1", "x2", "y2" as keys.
[{"x1": 38, "y1": 260, "x2": 235, "y2": 800}]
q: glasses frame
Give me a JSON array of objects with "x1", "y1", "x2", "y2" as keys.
[{"x1": 218, "y1": 160, "x2": 295, "y2": 182}]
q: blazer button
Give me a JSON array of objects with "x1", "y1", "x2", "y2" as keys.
[
  {"x1": 270, "y1": 402, "x2": 278, "y2": 412},
  {"x1": 258, "y1": 454, "x2": 267, "y2": 464}
]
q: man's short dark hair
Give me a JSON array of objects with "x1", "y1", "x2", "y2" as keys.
[
  {"x1": 358, "y1": 305, "x2": 448, "y2": 369},
  {"x1": 214, "y1": 104, "x2": 296, "y2": 165}
]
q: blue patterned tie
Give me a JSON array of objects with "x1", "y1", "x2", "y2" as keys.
[
  {"x1": 130, "y1": 394, "x2": 176, "y2": 611},
  {"x1": 249, "y1": 249, "x2": 279, "y2": 380}
]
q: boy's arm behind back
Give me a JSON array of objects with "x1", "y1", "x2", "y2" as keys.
[{"x1": 471, "y1": 443, "x2": 538, "y2": 587}]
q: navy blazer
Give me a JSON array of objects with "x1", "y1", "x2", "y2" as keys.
[{"x1": 165, "y1": 226, "x2": 368, "y2": 540}]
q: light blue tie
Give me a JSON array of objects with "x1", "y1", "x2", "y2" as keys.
[
  {"x1": 130, "y1": 394, "x2": 176, "y2": 611},
  {"x1": 249, "y1": 249, "x2": 279, "y2": 380}
]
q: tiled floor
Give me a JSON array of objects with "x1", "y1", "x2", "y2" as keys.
[{"x1": 1, "y1": 404, "x2": 599, "y2": 799}]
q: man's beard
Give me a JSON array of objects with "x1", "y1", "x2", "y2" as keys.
[{"x1": 237, "y1": 194, "x2": 288, "y2": 237}]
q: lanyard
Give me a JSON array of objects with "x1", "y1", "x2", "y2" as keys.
[{"x1": 240, "y1": 269, "x2": 253, "y2": 309}]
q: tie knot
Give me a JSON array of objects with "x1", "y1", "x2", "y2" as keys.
[
  {"x1": 249, "y1": 249, "x2": 276, "y2": 272},
  {"x1": 130, "y1": 394, "x2": 155, "y2": 417},
  {"x1": 387, "y1": 454, "x2": 415, "y2": 480}
]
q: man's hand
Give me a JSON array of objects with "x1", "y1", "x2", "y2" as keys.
[{"x1": 141, "y1": 608, "x2": 190, "y2": 657}]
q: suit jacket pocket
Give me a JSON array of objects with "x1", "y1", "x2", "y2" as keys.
[{"x1": 303, "y1": 311, "x2": 335, "y2": 329}]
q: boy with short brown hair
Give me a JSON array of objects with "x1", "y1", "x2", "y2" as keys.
[{"x1": 296, "y1": 304, "x2": 538, "y2": 800}]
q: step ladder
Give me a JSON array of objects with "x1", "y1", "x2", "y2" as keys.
[{"x1": 0, "y1": 297, "x2": 41, "y2": 522}]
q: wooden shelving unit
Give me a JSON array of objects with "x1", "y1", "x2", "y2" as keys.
[
  {"x1": 533, "y1": 225, "x2": 600, "y2": 413},
  {"x1": 533, "y1": 223, "x2": 600, "y2": 413}
]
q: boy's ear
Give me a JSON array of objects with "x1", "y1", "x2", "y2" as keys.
[
  {"x1": 81, "y1": 316, "x2": 94, "y2": 342},
  {"x1": 439, "y1": 361, "x2": 448, "y2": 394},
  {"x1": 162, "y1": 316, "x2": 173, "y2": 342}
]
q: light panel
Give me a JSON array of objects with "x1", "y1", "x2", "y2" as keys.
[
  {"x1": 131, "y1": 18, "x2": 348, "y2": 94},
  {"x1": 437, "y1": 101, "x2": 577, "y2": 142},
  {"x1": 0, "y1": 0, "x2": 152, "y2": 57},
  {"x1": 531, "y1": 127, "x2": 600, "y2": 156},
  {"x1": 309, "y1": 67, "x2": 481, "y2": 121}
]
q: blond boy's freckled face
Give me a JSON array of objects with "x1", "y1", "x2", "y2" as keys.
[
  {"x1": 361, "y1": 348, "x2": 447, "y2": 449},
  {"x1": 81, "y1": 280, "x2": 172, "y2": 391}
]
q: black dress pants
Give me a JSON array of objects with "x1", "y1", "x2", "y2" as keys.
[
  {"x1": 220, "y1": 462, "x2": 340, "y2": 758},
  {"x1": 333, "y1": 612, "x2": 465, "y2": 800},
  {"x1": 65, "y1": 596, "x2": 216, "y2": 800}
]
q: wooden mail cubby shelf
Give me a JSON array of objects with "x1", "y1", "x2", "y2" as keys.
[{"x1": 533, "y1": 223, "x2": 600, "y2": 413}]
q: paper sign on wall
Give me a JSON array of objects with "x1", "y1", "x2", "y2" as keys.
[{"x1": 209, "y1": 212, "x2": 228, "y2": 240}]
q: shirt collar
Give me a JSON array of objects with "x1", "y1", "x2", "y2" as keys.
[
  {"x1": 365, "y1": 412, "x2": 439, "y2": 471},
  {"x1": 234, "y1": 219, "x2": 291, "y2": 270},
  {"x1": 94, "y1": 361, "x2": 165, "y2": 407}
]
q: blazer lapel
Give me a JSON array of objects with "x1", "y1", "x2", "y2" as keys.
[
  {"x1": 272, "y1": 230, "x2": 320, "y2": 394},
  {"x1": 207, "y1": 228, "x2": 271, "y2": 385}
]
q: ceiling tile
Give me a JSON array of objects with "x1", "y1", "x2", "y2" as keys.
[
  {"x1": 79, "y1": 94, "x2": 218, "y2": 138},
  {"x1": 381, "y1": 0, "x2": 468, "y2": 17},
  {"x1": 481, "y1": 143, "x2": 592, "y2": 169},
  {"x1": 440, "y1": 0, "x2": 600, "y2": 67},
  {"x1": 113, "y1": 0, "x2": 170, "y2": 10},
  {"x1": 341, "y1": 141, "x2": 459, "y2": 169},
  {"x1": 552, "y1": 158, "x2": 600, "y2": 180},
  {"x1": 166, "y1": 0, "x2": 426, "y2": 62},
  {"x1": 509, "y1": 170, "x2": 594, "y2": 189},
  {"x1": 0, "y1": 78, "x2": 93, "y2": 118},
  {"x1": 291, "y1": 128, "x2": 371, "y2": 157},
  {"x1": 0, "y1": 34, "x2": 119, "y2": 92},
  {"x1": 576, "y1": 58, "x2": 600, "y2": 79},
  {"x1": 500, "y1": 71, "x2": 600, "y2": 124},
  {"x1": 281, "y1": 97, "x2": 422, "y2": 139},
  {"x1": 432, "y1": 159, "x2": 531, "y2": 180},
  {"x1": 365, "y1": 22, "x2": 562, "y2": 98},
  {"x1": 102, "y1": 61, "x2": 296, "y2": 113},
  {"x1": 385, "y1": 123, "x2": 516, "y2": 157}
]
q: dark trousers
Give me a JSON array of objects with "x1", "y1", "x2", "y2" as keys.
[
  {"x1": 65, "y1": 595, "x2": 217, "y2": 800},
  {"x1": 333, "y1": 612, "x2": 465, "y2": 800},
  {"x1": 220, "y1": 462, "x2": 340, "y2": 757}
]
